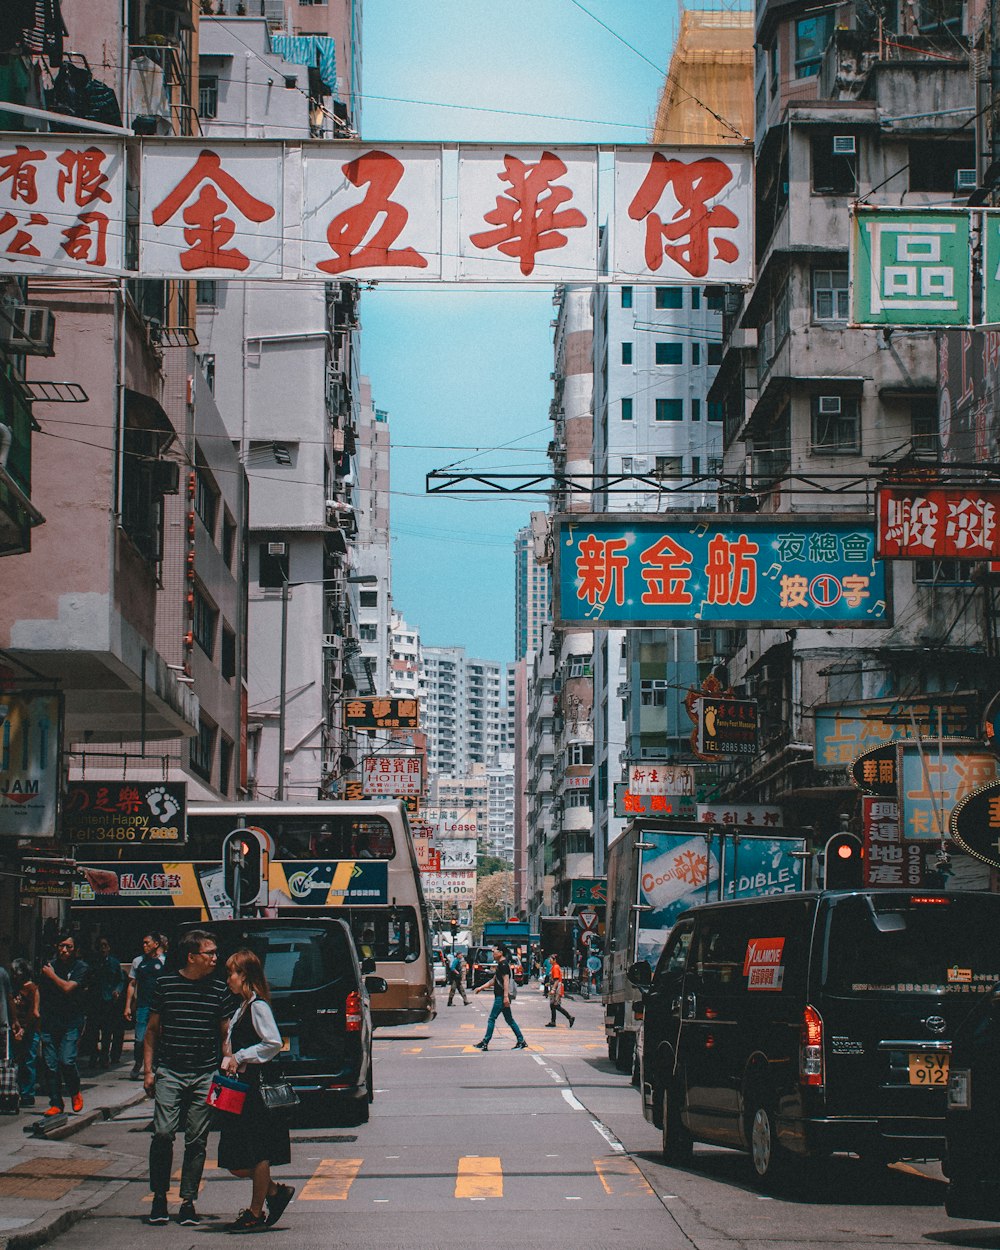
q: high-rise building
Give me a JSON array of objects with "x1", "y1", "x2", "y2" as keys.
[
  {"x1": 421, "y1": 646, "x2": 502, "y2": 780},
  {"x1": 514, "y1": 523, "x2": 550, "y2": 660}
]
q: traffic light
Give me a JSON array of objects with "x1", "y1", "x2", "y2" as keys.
[
  {"x1": 823, "y1": 832, "x2": 864, "y2": 889},
  {"x1": 450, "y1": 918, "x2": 458, "y2": 938},
  {"x1": 222, "y1": 828, "x2": 266, "y2": 911}
]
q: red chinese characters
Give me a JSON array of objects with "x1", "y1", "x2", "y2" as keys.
[
  {"x1": 705, "y1": 534, "x2": 758, "y2": 606},
  {"x1": 317, "y1": 150, "x2": 428, "y2": 275},
  {"x1": 878, "y1": 486, "x2": 1000, "y2": 560},
  {"x1": 627, "y1": 154, "x2": 740, "y2": 278},
  {"x1": 576, "y1": 534, "x2": 628, "y2": 606},
  {"x1": 468, "y1": 151, "x2": 587, "y2": 276}
]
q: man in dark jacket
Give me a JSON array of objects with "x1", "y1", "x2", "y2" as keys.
[{"x1": 38, "y1": 933, "x2": 89, "y2": 1116}]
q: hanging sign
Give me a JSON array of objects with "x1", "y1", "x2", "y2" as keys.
[
  {"x1": 696, "y1": 696, "x2": 759, "y2": 757},
  {"x1": 898, "y1": 739, "x2": 1000, "y2": 842},
  {"x1": 851, "y1": 742, "x2": 899, "y2": 797},
  {"x1": 877, "y1": 486, "x2": 1000, "y2": 560},
  {"x1": 951, "y1": 781, "x2": 1000, "y2": 869}
]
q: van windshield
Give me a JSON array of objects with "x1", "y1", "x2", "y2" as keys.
[{"x1": 823, "y1": 895, "x2": 1000, "y2": 996}]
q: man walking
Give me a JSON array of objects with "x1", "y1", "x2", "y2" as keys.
[
  {"x1": 143, "y1": 929, "x2": 232, "y2": 1227},
  {"x1": 446, "y1": 949, "x2": 468, "y2": 1006},
  {"x1": 90, "y1": 937, "x2": 125, "y2": 1068},
  {"x1": 38, "y1": 934, "x2": 89, "y2": 1117},
  {"x1": 473, "y1": 944, "x2": 527, "y2": 1051},
  {"x1": 125, "y1": 932, "x2": 166, "y2": 1079},
  {"x1": 545, "y1": 954, "x2": 575, "y2": 1029}
]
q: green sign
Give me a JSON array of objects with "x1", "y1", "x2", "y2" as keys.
[
  {"x1": 851, "y1": 208, "x2": 971, "y2": 327},
  {"x1": 982, "y1": 211, "x2": 1000, "y2": 325}
]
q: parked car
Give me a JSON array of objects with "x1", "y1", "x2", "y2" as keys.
[
  {"x1": 629, "y1": 889, "x2": 1000, "y2": 1187},
  {"x1": 945, "y1": 983, "x2": 1000, "y2": 1221},
  {"x1": 182, "y1": 917, "x2": 387, "y2": 1126},
  {"x1": 433, "y1": 950, "x2": 449, "y2": 986}
]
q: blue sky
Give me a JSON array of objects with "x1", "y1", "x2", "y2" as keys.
[{"x1": 359, "y1": 1, "x2": 678, "y2": 667}]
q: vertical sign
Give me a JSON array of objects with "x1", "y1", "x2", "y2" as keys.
[
  {"x1": 0, "y1": 689, "x2": 61, "y2": 838},
  {"x1": 851, "y1": 208, "x2": 971, "y2": 327}
]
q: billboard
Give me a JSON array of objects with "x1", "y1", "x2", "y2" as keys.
[
  {"x1": 343, "y1": 698, "x2": 418, "y2": 730},
  {"x1": 613, "y1": 784, "x2": 696, "y2": 820},
  {"x1": 898, "y1": 739, "x2": 1000, "y2": 841},
  {"x1": 877, "y1": 486, "x2": 1000, "y2": 560},
  {"x1": 361, "y1": 755, "x2": 423, "y2": 797},
  {"x1": 696, "y1": 696, "x2": 759, "y2": 757},
  {"x1": 816, "y1": 697, "x2": 978, "y2": 770},
  {"x1": 0, "y1": 689, "x2": 61, "y2": 839},
  {"x1": 625, "y1": 763, "x2": 695, "y2": 795},
  {"x1": 63, "y1": 780, "x2": 186, "y2": 845},
  {"x1": 554, "y1": 514, "x2": 888, "y2": 628}
]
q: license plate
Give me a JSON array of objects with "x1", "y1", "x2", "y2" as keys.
[{"x1": 909, "y1": 1052, "x2": 949, "y2": 1085}]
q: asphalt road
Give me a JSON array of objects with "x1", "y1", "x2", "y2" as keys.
[{"x1": 36, "y1": 985, "x2": 988, "y2": 1250}]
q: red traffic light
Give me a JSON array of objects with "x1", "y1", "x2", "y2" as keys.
[{"x1": 836, "y1": 844, "x2": 854, "y2": 859}]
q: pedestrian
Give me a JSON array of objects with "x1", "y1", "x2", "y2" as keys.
[
  {"x1": 217, "y1": 949, "x2": 295, "y2": 1233},
  {"x1": 473, "y1": 944, "x2": 527, "y2": 1051},
  {"x1": 542, "y1": 952, "x2": 553, "y2": 998},
  {"x1": 143, "y1": 929, "x2": 233, "y2": 1227},
  {"x1": 10, "y1": 959, "x2": 40, "y2": 1107},
  {"x1": 446, "y1": 949, "x2": 468, "y2": 1006},
  {"x1": 0, "y1": 958, "x2": 15, "y2": 1113},
  {"x1": 91, "y1": 937, "x2": 125, "y2": 1068},
  {"x1": 545, "y1": 954, "x2": 575, "y2": 1029},
  {"x1": 38, "y1": 933, "x2": 89, "y2": 1117},
  {"x1": 125, "y1": 931, "x2": 166, "y2": 1079}
]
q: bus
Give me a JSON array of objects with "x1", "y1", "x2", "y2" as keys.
[{"x1": 70, "y1": 799, "x2": 435, "y2": 1027}]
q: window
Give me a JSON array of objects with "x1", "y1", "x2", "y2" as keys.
[
  {"x1": 120, "y1": 418, "x2": 167, "y2": 565},
  {"x1": 621, "y1": 286, "x2": 633, "y2": 308},
  {"x1": 198, "y1": 75, "x2": 218, "y2": 118},
  {"x1": 914, "y1": 558, "x2": 973, "y2": 584},
  {"x1": 811, "y1": 395, "x2": 860, "y2": 454},
  {"x1": 655, "y1": 455, "x2": 682, "y2": 478},
  {"x1": 218, "y1": 736, "x2": 233, "y2": 797},
  {"x1": 258, "y1": 542, "x2": 288, "y2": 589},
  {"x1": 655, "y1": 398, "x2": 683, "y2": 421},
  {"x1": 621, "y1": 397, "x2": 633, "y2": 421},
  {"x1": 770, "y1": 41, "x2": 779, "y2": 91},
  {"x1": 359, "y1": 590, "x2": 378, "y2": 608},
  {"x1": 222, "y1": 512, "x2": 236, "y2": 568},
  {"x1": 190, "y1": 715, "x2": 215, "y2": 780},
  {"x1": 707, "y1": 342, "x2": 723, "y2": 365},
  {"x1": 360, "y1": 623, "x2": 378, "y2": 642},
  {"x1": 655, "y1": 342, "x2": 683, "y2": 365},
  {"x1": 566, "y1": 790, "x2": 591, "y2": 808},
  {"x1": 796, "y1": 10, "x2": 834, "y2": 77},
  {"x1": 812, "y1": 134, "x2": 857, "y2": 194},
  {"x1": 199, "y1": 352, "x2": 216, "y2": 393},
  {"x1": 621, "y1": 342, "x2": 633, "y2": 365},
  {"x1": 193, "y1": 586, "x2": 217, "y2": 658},
  {"x1": 655, "y1": 287, "x2": 683, "y2": 309},
  {"x1": 706, "y1": 288, "x2": 724, "y2": 312},
  {"x1": 194, "y1": 469, "x2": 218, "y2": 535},
  {"x1": 908, "y1": 141, "x2": 976, "y2": 192},
  {"x1": 691, "y1": 288, "x2": 701, "y2": 311},
  {"x1": 691, "y1": 398, "x2": 701, "y2": 422},
  {"x1": 813, "y1": 268, "x2": 849, "y2": 321},
  {"x1": 640, "y1": 679, "x2": 668, "y2": 706},
  {"x1": 691, "y1": 342, "x2": 700, "y2": 365},
  {"x1": 691, "y1": 455, "x2": 701, "y2": 476},
  {"x1": 708, "y1": 401, "x2": 724, "y2": 422},
  {"x1": 196, "y1": 280, "x2": 217, "y2": 306},
  {"x1": 911, "y1": 395, "x2": 939, "y2": 455}
]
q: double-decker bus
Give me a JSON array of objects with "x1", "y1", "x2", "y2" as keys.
[{"x1": 70, "y1": 799, "x2": 435, "y2": 1027}]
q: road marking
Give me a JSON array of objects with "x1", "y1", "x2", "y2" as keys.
[
  {"x1": 561, "y1": 1090, "x2": 585, "y2": 1111},
  {"x1": 531, "y1": 1053, "x2": 566, "y2": 1084},
  {"x1": 455, "y1": 1156, "x2": 502, "y2": 1199},
  {"x1": 590, "y1": 1120, "x2": 626, "y2": 1153},
  {"x1": 300, "y1": 1158, "x2": 362, "y2": 1201},
  {"x1": 565, "y1": 1195, "x2": 582, "y2": 1200},
  {"x1": 595, "y1": 1157, "x2": 654, "y2": 1197},
  {"x1": 402, "y1": 1047, "x2": 422, "y2": 1054}
]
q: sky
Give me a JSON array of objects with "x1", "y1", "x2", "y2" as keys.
[{"x1": 359, "y1": 1, "x2": 679, "y2": 668}]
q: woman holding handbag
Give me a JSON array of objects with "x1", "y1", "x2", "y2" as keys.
[{"x1": 218, "y1": 950, "x2": 295, "y2": 1233}]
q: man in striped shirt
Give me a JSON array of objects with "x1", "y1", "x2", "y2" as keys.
[{"x1": 143, "y1": 929, "x2": 233, "y2": 1227}]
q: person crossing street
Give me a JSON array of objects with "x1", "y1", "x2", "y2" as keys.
[
  {"x1": 446, "y1": 950, "x2": 468, "y2": 1006},
  {"x1": 473, "y1": 944, "x2": 527, "y2": 1051},
  {"x1": 544, "y1": 954, "x2": 575, "y2": 1029}
]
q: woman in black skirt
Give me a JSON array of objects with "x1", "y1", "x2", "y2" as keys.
[{"x1": 218, "y1": 949, "x2": 295, "y2": 1233}]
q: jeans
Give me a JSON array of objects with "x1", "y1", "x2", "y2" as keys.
[
  {"x1": 40, "y1": 1023, "x2": 82, "y2": 1110},
  {"x1": 482, "y1": 996, "x2": 524, "y2": 1045},
  {"x1": 149, "y1": 1067, "x2": 214, "y2": 1201},
  {"x1": 92, "y1": 999, "x2": 123, "y2": 1065},
  {"x1": 132, "y1": 1006, "x2": 152, "y2": 1070},
  {"x1": 14, "y1": 1029, "x2": 38, "y2": 1099}
]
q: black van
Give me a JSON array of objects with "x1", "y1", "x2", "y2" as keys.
[
  {"x1": 944, "y1": 984, "x2": 1000, "y2": 1221},
  {"x1": 183, "y1": 918, "x2": 387, "y2": 1125},
  {"x1": 628, "y1": 889, "x2": 1000, "y2": 1185}
]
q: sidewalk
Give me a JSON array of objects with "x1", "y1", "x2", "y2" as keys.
[{"x1": 0, "y1": 1062, "x2": 148, "y2": 1250}]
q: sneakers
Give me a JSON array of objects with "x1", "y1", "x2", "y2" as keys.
[
  {"x1": 71, "y1": 1093, "x2": 84, "y2": 1113},
  {"x1": 227, "y1": 1208, "x2": 267, "y2": 1233},
  {"x1": 178, "y1": 1201, "x2": 200, "y2": 1226},
  {"x1": 43, "y1": 1105, "x2": 63, "y2": 1117},
  {"x1": 569, "y1": 1016, "x2": 576, "y2": 1028},
  {"x1": 129, "y1": 1066, "x2": 142, "y2": 1081},
  {"x1": 545, "y1": 1022, "x2": 556, "y2": 1027},
  {"x1": 265, "y1": 1183, "x2": 295, "y2": 1227},
  {"x1": 513, "y1": 1039, "x2": 528, "y2": 1049},
  {"x1": 473, "y1": 1040, "x2": 488, "y2": 1050},
  {"x1": 148, "y1": 1194, "x2": 169, "y2": 1225}
]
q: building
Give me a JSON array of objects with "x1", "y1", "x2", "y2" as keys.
[
  {"x1": 487, "y1": 751, "x2": 516, "y2": 862},
  {"x1": 514, "y1": 522, "x2": 550, "y2": 660},
  {"x1": 354, "y1": 381, "x2": 392, "y2": 696}
]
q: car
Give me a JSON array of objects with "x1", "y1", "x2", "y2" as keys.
[
  {"x1": 629, "y1": 889, "x2": 1000, "y2": 1186},
  {"x1": 433, "y1": 950, "x2": 449, "y2": 986},
  {"x1": 945, "y1": 983, "x2": 1000, "y2": 1221},
  {"x1": 468, "y1": 945, "x2": 497, "y2": 989},
  {"x1": 184, "y1": 917, "x2": 387, "y2": 1127}
]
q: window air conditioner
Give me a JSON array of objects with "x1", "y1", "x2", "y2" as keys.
[
  {"x1": 0, "y1": 305, "x2": 55, "y2": 355},
  {"x1": 832, "y1": 135, "x2": 856, "y2": 156},
  {"x1": 322, "y1": 634, "x2": 343, "y2": 652},
  {"x1": 818, "y1": 395, "x2": 842, "y2": 415},
  {"x1": 955, "y1": 169, "x2": 978, "y2": 192}
]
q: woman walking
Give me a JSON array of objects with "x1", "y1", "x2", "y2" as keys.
[{"x1": 218, "y1": 950, "x2": 295, "y2": 1233}]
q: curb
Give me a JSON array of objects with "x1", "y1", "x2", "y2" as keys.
[{"x1": 22, "y1": 1088, "x2": 148, "y2": 1142}]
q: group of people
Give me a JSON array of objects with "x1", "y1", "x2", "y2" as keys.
[{"x1": 464, "y1": 944, "x2": 576, "y2": 1049}]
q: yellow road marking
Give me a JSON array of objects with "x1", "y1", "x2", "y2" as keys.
[
  {"x1": 594, "y1": 1157, "x2": 654, "y2": 1197},
  {"x1": 402, "y1": 1047, "x2": 422, "y2": 1054},
  {"x1": 455, "y1": 1156, "x2": 503, "y2": 1199},
  {"x1": 300, "y1": 1158, "x2": 363, "y2": 1201}
]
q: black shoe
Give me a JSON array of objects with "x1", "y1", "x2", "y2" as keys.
[
  {"x1": 473, "y1": 1040, "x2": 488, "y2": 1050},
  {"x1": 545, "y1": 1022, "x2": 556, "y2": 1027},
  {"x1": 178, "y1": 1201, "x2": 199, "y2": 1226},
  {"x1": 227, "y1": 1209, "x2": 267, "y2": 1233},
  {"x1": 148, "y1": 1194, "x2": 169, "y2": 1225},
  {"x1": 265, "y1": 1183, "x2": 295, "y2": 1227},
  {"x1": 569, "y1": 1016, "x2": 576, "y2": 1028},
  {"x1": 513, "y1": 1039, "x2": 528, "y2": 1049}
]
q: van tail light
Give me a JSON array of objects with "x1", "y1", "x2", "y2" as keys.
[
  {"x1": 345, "y1": 990, "x2": 362, "y2": 1032},
  {"x1": 800, "y1": 1004, "x2": 824, "y2": 1089}
]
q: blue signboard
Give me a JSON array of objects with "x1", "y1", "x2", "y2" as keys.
[{"x1": 554, "y1": 514, "x2": 888, "y2": 628}]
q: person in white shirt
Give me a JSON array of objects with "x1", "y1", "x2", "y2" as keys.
[{"x1": 217, "y1": 950, "x2": 295, "y2": 1232}]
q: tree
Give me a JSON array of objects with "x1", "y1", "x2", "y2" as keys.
[{"x1": 472, "y1": 869, "x2": 513, "y2": 935}]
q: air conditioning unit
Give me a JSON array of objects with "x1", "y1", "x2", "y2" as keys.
[
  {"x1": 322, "y1": 634, "x2": 343, "y2": 653},
  {"x1": 0, "y1": 305, "x2": 55, "y2": 356},
  {"x1": 955, "y1": 168, "x2": 978, "y2": 192},
  {"x1": 818, "y1": 395, "x2": 842, "y2": 415},
  {"x1": 616, "y1": 683, "x2": 630, "y2": 698},
  {"x1": 631, "y1": 455, "x2": 650, "y2": 473},
  {"x1": 759, "y1": 663, "x2": 782, "y2": 683},
  {"x1": 832, "y1": 135, "x2": 856, "y2": 156}
]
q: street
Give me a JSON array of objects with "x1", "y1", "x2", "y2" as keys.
[{"x1": 12, "y1": 985, "x2": 984, "y2": 1250}]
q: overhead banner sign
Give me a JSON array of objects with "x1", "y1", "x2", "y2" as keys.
[
  {"x1": 343, "y1": 697, "x2": 418, "y2": 731},
  {"x1": 555, "y1": 514, "x2": 888, "y2": 628},
  {"x1": 695, "y1": 803, "x2": 783, "y2": 828},
  {"x1": 361, "y1": 755, "x2": 423, "y2": 797},
  {"x1": 817, "y1": 697, "x2": 978, "y2": 770},
  {"x1": 614, "y1": 783, "x2": 696, "y2": 820},
  {"x1": 0, "y1": 136, "x2": 753, "y2": 284},
  {"x1": 861, "y1": 797, "x2": 924, "y2": 888},
  {"x1": 877, "y1": 486, "x2": 1000, "y2": 561},
  {"x1": 626, "y1": 763, "x2": 695, "y2": 795}
]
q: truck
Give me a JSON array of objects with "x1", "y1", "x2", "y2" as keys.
[
  {"x1": 602, "y1": 820, "x2": 808, "y2": 1076},
  {"x1": 539, "y1": 916, "x2": 578, "y2": 971}
]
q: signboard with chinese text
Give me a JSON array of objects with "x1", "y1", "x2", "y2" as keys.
[
  {"x1": 877, "y1": 486, "x2": 1000, "y2": 560},
  {"x1": 818, "y1": 697, "x2": 978, "y2": 770},
  {"x1": 950, "y1": 781, "x2": 1000, "y2": 868},
  {"x1": 898, "y1": 739, "x2": 1000, "y2": 841},
  {"x1": 613, "y1": 784, "x2": 696, "y2": 820},
  {"x1": 0, "y1": 136, "x2": 754, "y2": 284},
  {"x1": 851, "y1": 742, "x2": 899, "y2": 797},
  {"x1": 0, "y1": 138, "x2": 126, "y2": 276},
  {"x1": 861, "y1": 797, "x2": 924, "y2": 887},
  {"x1": 361, "y1": 754, "x2": 423, "y2": 797},
  {"x1": 626, "y1": 763, "x2": 695, "y2": 795},
  {"x1": 979, "y1": 210, "x2": 1000, "y2": 325},
  {"x1": 21, "y1": 857, "x2": 76, "y2": 899},
  {"x1": 555, "y1": 514, "x2": 888, "y2": 628},
  {"x1": 696, "y1": 696, "x2": 759, "y2": 757},
  {"x1": 434, "y1": 838, "x2": 477, "y2": 870},
  {"x1": 0, "y1": 689, "x2": 61, "y2": 839},
  {"x1": 343, "y1": 697, "x2": 418, "y2": 730},
  {"x1": 851, "y1": 208, "x2": 972, "y2": 327},
  {"x1": 570, "y1": 878, "x2": 608, "y2": 906},
  {"x1": 696, "y1": 804, "x2": 783, "y2": 828},
  {"x1": 420, "y1": 869, "x2": 476, "y2": 905},
  {"x1": 63, "y1": 780, "x2": 186, "y2": 844}
]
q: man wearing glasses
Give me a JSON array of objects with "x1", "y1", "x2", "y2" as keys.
[
  {"x1": 143, "y1": 929, "x2": 233, "y2": 1227},
  {"x1": 38, "y1": 933, "x2": 89, "y2": 1116}
]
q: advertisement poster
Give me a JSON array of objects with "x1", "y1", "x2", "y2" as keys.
[
  {"x1": 0, "y1": 689, "x2": 61, "y2": 839},
  {"x1": 898, "y1": 739, "x2": 1000, "y2": 841},
  {"x1": 63, "y1": 780, "x2": 186, "y2": 844},
  {"x1": 817, "y1": 697, "x2": 977, "y2": 769}
]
